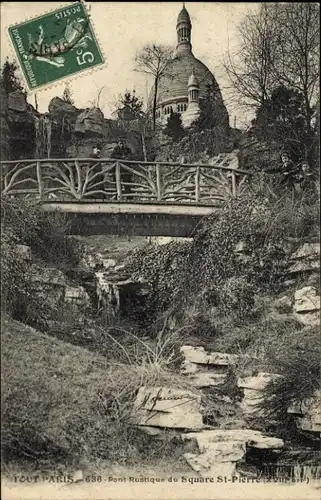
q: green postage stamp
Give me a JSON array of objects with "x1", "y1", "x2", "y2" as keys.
[{"x1": 8, "y1": 2, "x2": 104, "y2": 90}]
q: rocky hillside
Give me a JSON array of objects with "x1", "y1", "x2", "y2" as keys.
[
  {"x1": 0, "y1": 85, "x2": 145, "y2": 161},
  {"x1": 1, "y1": 190, "x2": 320, "y2": 481}
]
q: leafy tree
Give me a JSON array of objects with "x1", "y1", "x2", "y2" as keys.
[
  {"x1": 191, "y1": 83, "x2": 229, "y2": 132},
  {"x1": 62, "y1": 84, "x2": 74, "y2": 105},
  {"x1": 254, "y1": 86, "x2": 310, "y2": 161},
  {"x1": 1, "y1": 59, "x2": 24, "y2": 96},
  {"x1": 116, "y1": 90, "x2": 143, "y2": 120},
  {"x1": 163, "y1": 111, "x2": 185, "y2": 142},
  {"x1": 135, "y1": 44, "x2": 173, "y2": 130}
]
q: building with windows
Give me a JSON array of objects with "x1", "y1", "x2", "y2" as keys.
[{"x1": 149, "y1": 4, "x2": 229, "y2": 129}]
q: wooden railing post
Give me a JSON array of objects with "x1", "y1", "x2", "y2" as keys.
[
  {"x1": 156, "y1": 163, "x2": 162, "y2": 201},
  {"x1": 231, "y1": 171, "x2": 237, "y2": 197},
  {"x1": 36, "y1": 161, "x2": 44, "y2": 200},
  {"x1": 195, "y1": 166, "x2": 200, "y2": 203},
  {"x1": 115, "y1": 161, "x2": 122, "y2": 201}
]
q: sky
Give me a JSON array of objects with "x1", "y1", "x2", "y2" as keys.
[{"x1": 1, "y1": 1, "x2": 257, "y2": 128}]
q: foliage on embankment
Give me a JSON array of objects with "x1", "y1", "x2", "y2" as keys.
[
  {"x1": 1, "y1": 198, "x2": 83, "y2": 326},
  {"x1": 1, "y1": 317, "x2": 195, "y2": 469}
]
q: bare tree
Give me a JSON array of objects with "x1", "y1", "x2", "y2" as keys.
[
  {"x1": 62, "y1": 84, "x2": 74, "y2": 105},
  {"x1": 270, "y1": 3, "x2": 320, "y2": 134},
  {"x1": 223, "y1": 4, "x2": 279, "y2": 109},
  {"x1": 87, "y1": 86, "x2": 106, "y2": 109},
  {"x1": 224, "y1": 2, "x2": 320, "y2": 123},
  {"x1": 135, "y1": 44, "x2": 173, "y2": 130}
]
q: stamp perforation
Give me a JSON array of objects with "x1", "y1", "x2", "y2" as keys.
[{"x1": 5, "y1": 0, "x2": 107, "y2": 94}]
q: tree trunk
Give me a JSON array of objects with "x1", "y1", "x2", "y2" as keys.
[
  {"x1": 152, "y1": 76, "x2": 158, "y2": 131},
  {"x1": 141, "y1": 133, "x2": 147, "y2": 161}
]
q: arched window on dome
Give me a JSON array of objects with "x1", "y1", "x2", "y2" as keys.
[{"x1": 177, "y1": 104, "x2": 181, "y2": 113}]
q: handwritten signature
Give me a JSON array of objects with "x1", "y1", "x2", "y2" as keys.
[{"x1": 135, "y1": 388, "x2": 198, "y2": 424}]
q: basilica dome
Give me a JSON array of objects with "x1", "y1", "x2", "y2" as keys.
[
  {"x1": 155, "y1": 53, "x2": 219, "y2": 104},
  {"x1": 148, "y1": 4, "x2": 229, "y2": 129}
]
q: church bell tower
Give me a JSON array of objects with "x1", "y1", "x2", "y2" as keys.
[{"x1": 176, "y1": 3, "x2": 192, "y2": 56}]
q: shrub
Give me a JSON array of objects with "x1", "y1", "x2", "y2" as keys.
[
  {"x1": 1, "y1": 230, "x2": 57, "y2": 328},
  {"x1": 1, "y1": 198, "x2": 83, "y2": 266},
  {"x1": 1, "y1": 198, "x2": 84, "y2": 328},
  {"x1": 260, "y1": 326, "x2": 320, "y2": 425},
  {"x1": 126, "y1": 241, "x2": 191, "y2": 321},
  {"x1": 125, "y1": 192, "x2": 320, "y2": 325},
  {"x1": 1, "y1": 228, "x2": 29, "y2": 318},
  {"x1": 163, "y1": 111, "x2": 185, "y2": 142}
]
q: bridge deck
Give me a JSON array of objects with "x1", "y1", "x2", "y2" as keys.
[
  {"x1": 1, "y1": 157, "x2": 249, "y2": 236},
  {"x1": 41, "y1": 201, "x2": 218, "y2": 216}
]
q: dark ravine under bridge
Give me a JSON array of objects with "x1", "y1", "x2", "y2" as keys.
[{"x1": 1, "y1": 157, "x2": 250, "y2": 236}]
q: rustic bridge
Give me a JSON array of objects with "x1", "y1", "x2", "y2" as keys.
[{"x1": 0, "y1": 157, "x2": 250, "y2": 236}]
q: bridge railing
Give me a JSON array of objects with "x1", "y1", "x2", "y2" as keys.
[{"x1": 0, "y1": 158, "x2": 250, "y2": 204}]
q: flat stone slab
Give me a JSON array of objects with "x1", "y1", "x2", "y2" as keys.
[
  {"x1": 181, "y1": 346, "x2": 238, "y2": 366},
  {"x1": 297, "y1": 417, "x2": 321, "y2": 433},
  {"x1": 185, "y1": 441, "x2": 246, "y2": 463},
  {"x1": 182, "y1": 429, "x2": 283, "y2": 477},
  {"x1": 134, "y1": 387, "x2": 201, "y2": 413},
  {"x1": 184, "y1": 452, "x2": 238, "y2": 477},
  {"x1": 132, "y1": 387, "x2": 203, "y2": 430},
  {"x1": 288, "y1": 260, "x2": 320, "y2": 274},
  {"x1": 65, "y1": 286, "x2": 90, "y2": 304},
  {"x1": 184, "y1": 372, "x2": 228, "y2": 388},
  {"x1": 288, "y1": 390, "x2": 321, "y2": 434},
  {"x1": 294, "y1": 311, "x2": 320, "y2": 327},
  {"x1": 182, "y1": 429, "x2": 284, "y2": 451},
  {"x1": 290, "y1": 243, "x2": 320, "y2": 260},
  {"x1": 180, "y1": 347, "x2": 237, "y2": 387},
  {"x1": 294, "y1": 286, "x2": 320, "y2": 313},
  {"x1": 237, "y1": 372, "x2": 282, "y2": 391}
]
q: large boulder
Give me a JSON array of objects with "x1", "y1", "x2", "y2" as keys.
[
  {"x1": 30, "y1": 264, "x2": 67, "y2": 311},
  {"x1": 95, "y1": 264, "x2": 149, "y2": 317},
  {"x1": 294, "y1": 286, "x2": 320, "y2": 313},
  {"x1": 64, "y1": 286, "x2": 90, "y2": 310},
  {"x1": 8, "y1": 90, "x2": 28, "y2": 113},
  {"x1": 237, "y1": 372, "x2": 283, "y2": 415},
  {"x1": 182, "y1": 429, "x2": 283, "y2": 477},
  {"x1": 6, "y1": 90, "x2": 37, "y2": 158},
  {"x1": 48, "y1": 96, "x2": 78, "y2": 116},
  {"x1": 288, "y1": 390, "x2": 321, "y2": 435},
  {"x1": 75, "y1": 107, "x2": 104, "y2": 136}
]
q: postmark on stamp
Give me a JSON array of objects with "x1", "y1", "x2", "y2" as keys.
[{"x1": 8, "y1": 2, "x2": 104, "y2": 90}]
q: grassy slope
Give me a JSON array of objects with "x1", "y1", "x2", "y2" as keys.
[{"x1": 1, "y1": 317, "x2": 196, "y2": 471}]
